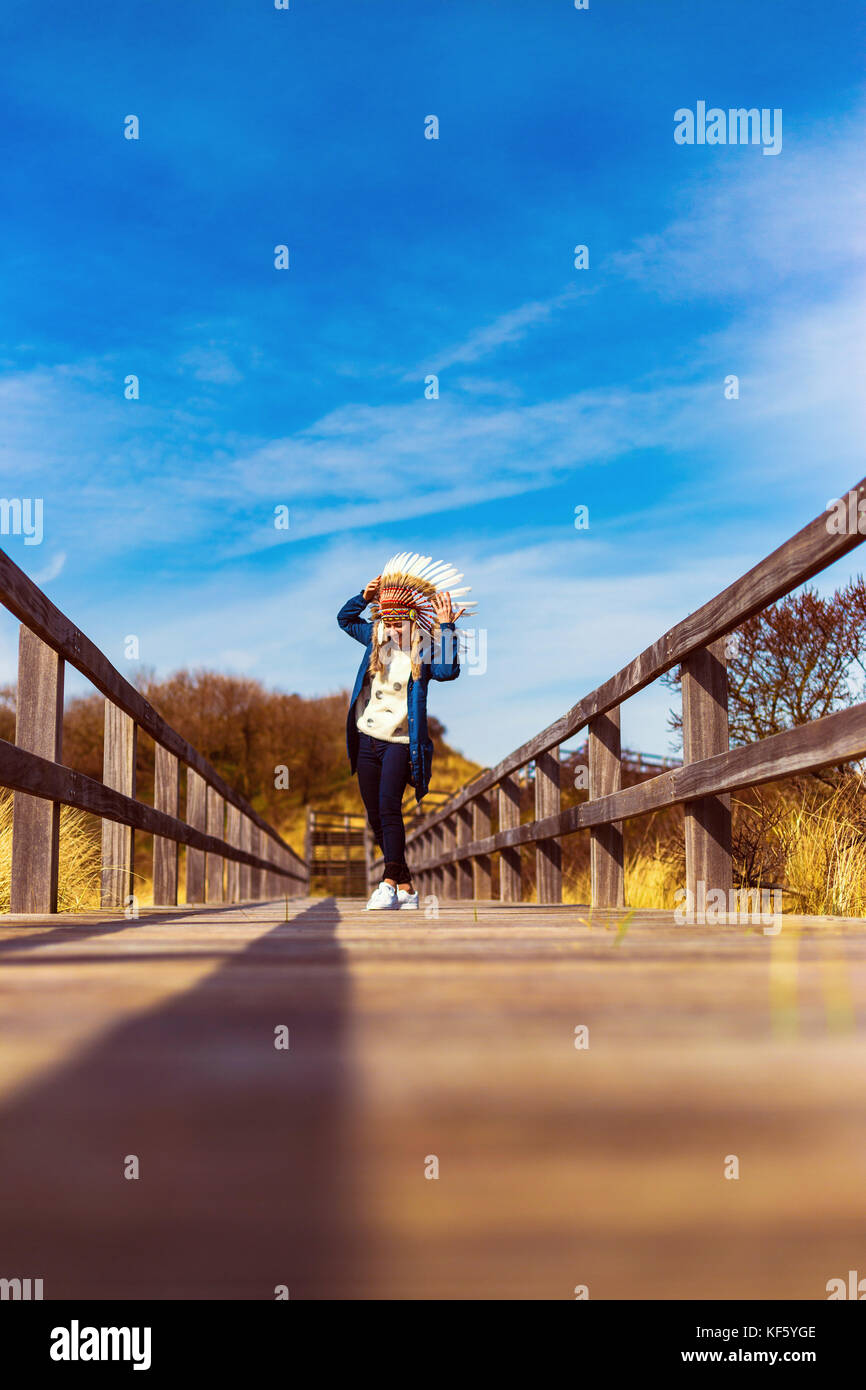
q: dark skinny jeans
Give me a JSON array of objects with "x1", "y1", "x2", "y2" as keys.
[{"x1": 356, "y1": 733, "x2": 412, "y2": 883}]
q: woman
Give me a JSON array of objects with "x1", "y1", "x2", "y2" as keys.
[{"x1": 337, "y1": 552, "x2": 475, "y2": 910}]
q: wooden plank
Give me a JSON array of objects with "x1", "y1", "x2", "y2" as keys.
[
  {"x1": 153, "y1": 744, "x2": 179, "y2": 906},
  {"x1": 498, "y1": 775, "x2": 521, "y2": 903},
  {"x1": 101, "y1": 703, "x2": 136, "y2": 909},
  {"x1": 535, "y1": 750, "x2": 561, "y2": 904},
  {"x1": 225, "y1": 803, "x2": 241, "y2": 902},
  {"x1": 185, "y1": 770, "x2": 207, "y2": 904},
  {"x1": 472, "y1": 792, "x2": 492, "y2": 899},
  {"x1": 0, "y1": 547, "x2": 301, "y2": 870},
  {"x1": 588, "y1": 707, "x2": 624, "y2": 908},
  {"x1": 682, "y1": 638, "x2": 732, "y2": 908},
  {"x1": 10, "y1": 627, "x2": 64, "y2": 914},
  {"x1": 402, "y1": 476, "x2": 866, "y2": 848},
  {"x1": 206, "y1": 787, "x2": 225, "y2": 903},
  {"x1": 456, "y1": 805, "x2": 473, "y2": 898}
]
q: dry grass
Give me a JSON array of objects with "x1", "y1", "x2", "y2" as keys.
[
  {"x1": 775, "y1": 779, "x2": 866, "y2": 917},
  {"x1": 0, "y1": 791, "x2": 101, "y2": 913},
  {"x1": 564, "y1": 845, "x2": 682, "y2": 909}
]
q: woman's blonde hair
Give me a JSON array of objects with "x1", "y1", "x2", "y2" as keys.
[{"x1": 368, "y1": 619, "x2": 423, "y2": 682}]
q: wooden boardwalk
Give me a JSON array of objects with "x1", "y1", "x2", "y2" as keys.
[{"x1": 1, "y1": 896, "x2": 865, "y2": 1300}]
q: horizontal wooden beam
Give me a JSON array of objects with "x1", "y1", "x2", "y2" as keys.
[
  {"x1": 0, "y1": 547, "x2": 303, "y2": 873},
  {"x1": 410, "y1": 700, "x2": 866, "y2": 870},
  {"x1": 0, "y1": 739, "x2": 307, "y2": 882},
  {"x1": 405, "y1": 477, "x2": 866, "y2": 848}
]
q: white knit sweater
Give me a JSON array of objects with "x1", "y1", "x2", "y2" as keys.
[{"x1": 355, "y1": 648, "x2": 412, "y2": 743}]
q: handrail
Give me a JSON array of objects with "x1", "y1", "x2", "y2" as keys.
[
  {"x1": 383, "y1": 478, "x2": 866, "y2": 910},
  {"x1": 0, "y1": 547, "x2": 297, "y2": 860},
  {"x1": 0, "y1": 739, "x2": 299, "y2": 878},
  {"x1": 1, "y1": 547, "x2": 308, "y2": 911}
]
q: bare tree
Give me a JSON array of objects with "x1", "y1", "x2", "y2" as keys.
[{"x1": 663, "y1": 577, "x2": 866, "y2": 747}]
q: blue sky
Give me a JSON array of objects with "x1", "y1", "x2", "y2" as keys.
[{"x1": 1, "y1": 0, "x2": 864, "y2": 766}]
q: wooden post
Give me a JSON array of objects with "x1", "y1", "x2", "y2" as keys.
[
  {"x1": 456, "y1": 804, "x2": 473, "y2": 898},
  {"x1": 362, "y1": 819, "x2": 372, "y2": 896},
  {"x1": 101, "y1": 702, "x2": 136, "y2": 909},
  {"x1": 535, "y1": 749, "x2": 562, "y2": 904},
  {"x1": 250, "y1": 822, "x2": 264, "y2": 900},
  {"x1": 272, "y1": 844, "x2": 283, "y2": 902},
  {"x1": 589, "y1": 707, "x2": 625, "y2": 908},
  {"x1": 153, "y1": 744, "x2": 179, "y2": 906},
  {"x1": 682, "y1": 638, "x2": 732, "y2": 913},
  {"x1": 472, "y1": 792, "x2": 492, "y2": 900},
  {"x1": 185, "y1": 769, "x2": 207, "y2": 903},
  {"x1": 344, "y1": 813, "x2": 351, "y2": 898},
  {"x1": 498, "y1": 775, "x2": 521, "y2": 903},
  {"x1": 441, "y1": 815, "x2": 457, "y2": 899},
  {"x1": 265, "y1": 833, "x2": 275, "y2": 898},
  {"x1": 225, "y1": 803, "x2": 241, "y2": 902},
  {"x1": 10, "y1": 627, "x2": 64, "y2": 913},
  {"x1": 413, "y1": 832, "x2": 422, "y2": 897},
  {"x1": 305, "y1": 809, "x2": 314, "y2": 893},
  {"x1": 415, "y1": 831, "x2": 428, "y2": 898},
  {"x1": 237, "y1": 815, "x2": 252, "y2": 900},
  {"x1": 290, "y1": 843, "x2": 301, "y2": 898},
  {"x1": 430, "y1": 823, "x2": 444, "y2": 899},
  {"x1": 206, "y1": 786, "x2": 225, "y2": 903}
]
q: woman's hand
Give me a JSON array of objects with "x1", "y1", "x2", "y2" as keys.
[
  {"x1": 431, "y1": 590, "x2": 466, "y2": 625},
  {"x1": 363, "y1": 575, "x2": 381, "y2": 601}
]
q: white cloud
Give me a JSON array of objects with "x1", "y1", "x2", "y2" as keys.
[
  {"x1": 30, "y1": 551, "x2": 67, "y2": 584},
  {"x1": 177, "y1": 347, "x2": 243, "y2": 385},
  {"x1": 405, "y1": 284, "x2": 590, "y2": 377},
  {"x1": 608, "y1": 105, "x2": 866, "y2": 297}
]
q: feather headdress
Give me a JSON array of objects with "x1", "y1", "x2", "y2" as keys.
[{"x1": 372, "y1": 551, "x2": 476, "y2": 633}]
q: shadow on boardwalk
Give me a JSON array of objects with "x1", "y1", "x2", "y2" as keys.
[{"x1": 0, "y1": 898, "x2": 363, "y2": 1299}]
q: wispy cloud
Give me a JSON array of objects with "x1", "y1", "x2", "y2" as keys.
[
  {"x1": 608, "y1": 105, "x2": 866, "y2": 297},
  {"x1": 30, "y1": 551, "x2": 67, "y2": 585},
  {"x1": 404, "y1": 285, "x2": 590, "y2": 378}
]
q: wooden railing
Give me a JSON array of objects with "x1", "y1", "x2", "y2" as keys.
[
  {"x1": 379, "y1": 478, "x2": 866, "y2": 907},
  {"x1": 0, "y1": 548, "x2": 308, "y2": 913},
  {"x1": 305, "y1": 809, "x2": 370, "y2": 896}
]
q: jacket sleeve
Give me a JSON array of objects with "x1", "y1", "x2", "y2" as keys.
[
  {"x1": 337, "y1": 592, "x2": 373, "y2": 646},
  {"x1": 428, "y1": 622, "x2": 461, "y2": 681}
]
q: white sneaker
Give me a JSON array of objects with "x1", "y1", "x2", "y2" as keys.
[
  {"x1": 397, "y1": 888, "x2": 419, "y2": 910},
  {"x1": 366, "y1": 881, "x2": 399, "y2": 911}
]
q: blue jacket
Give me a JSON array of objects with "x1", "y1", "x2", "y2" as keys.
[{"x1": 337, "y1": 591, "x2": 460, "y2": 801}]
